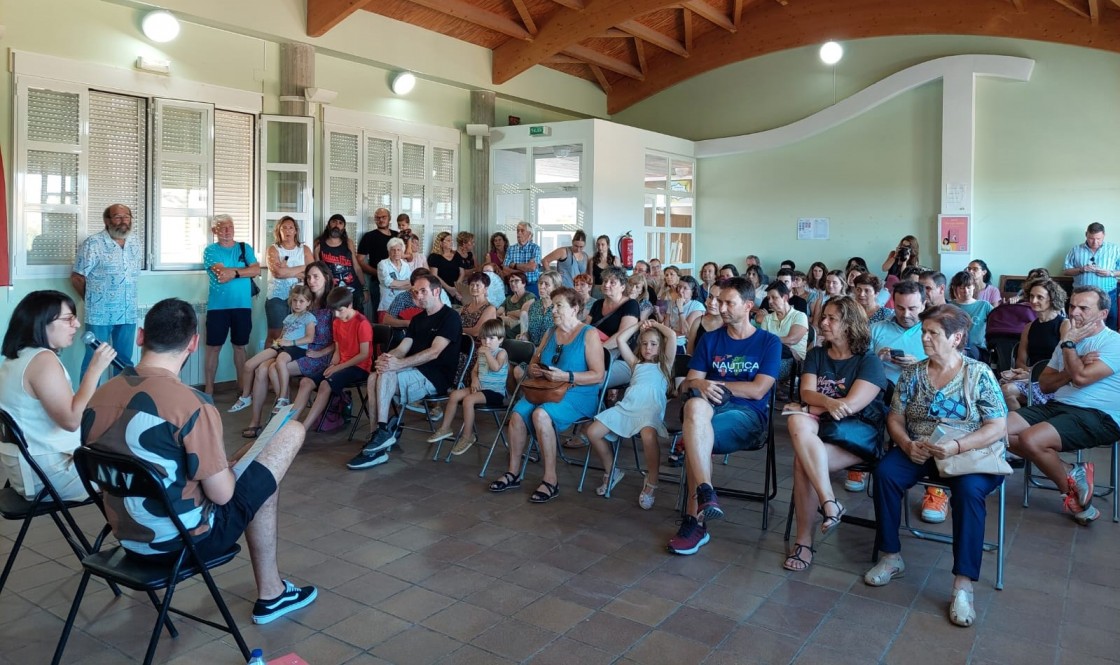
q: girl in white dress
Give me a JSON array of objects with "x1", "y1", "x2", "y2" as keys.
[{"x1": 585, "y1": 319, "x2": 675, "y2": 509}]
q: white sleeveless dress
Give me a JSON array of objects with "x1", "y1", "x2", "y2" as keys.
[{"x1": 594, "y1": 363, "x2": 669, "y2": 438}]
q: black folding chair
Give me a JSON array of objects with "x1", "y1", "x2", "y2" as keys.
[
  {"x1": 417, "y1": 335, "x2": 475, "y2": 453},
  {"x1": 0, "y1": 410, "x2": 119, "y2": 599},
  {"x1": 454, "y1": 338, "x2": 535, "y2": 469},
  {"x1": 53, "y1": 447, "x2": 251, "y2": 665}
]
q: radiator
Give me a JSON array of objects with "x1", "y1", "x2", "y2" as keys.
[{"x1": 133, "y1": 301, "x2": 208, "y2": 387}]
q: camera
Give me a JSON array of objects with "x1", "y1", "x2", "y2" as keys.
[{"x1": 897, "y1": 246, "x2": 912, "y2": 261}]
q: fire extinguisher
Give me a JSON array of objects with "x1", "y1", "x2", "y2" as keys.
[{"x1": 617, "y1": 231, "x2": 634, "y2": 270}]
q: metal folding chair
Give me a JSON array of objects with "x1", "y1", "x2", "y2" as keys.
[{"x1": 451, "y1": 338, "x2": 535, "y2": 470}]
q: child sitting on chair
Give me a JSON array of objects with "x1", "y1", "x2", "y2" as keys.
[{"x1": 427, "y1": 319, "x2": 509, "y2": 456}]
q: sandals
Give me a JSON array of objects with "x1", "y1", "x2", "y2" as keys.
[
  {"x1": 529, "y1": 480, "x2": 560, "y2": 504},
  {"x1": 596, "y1": 469, "x2": 625, "y2": 497},
  {"x1": 271, "y1": 397, "x2": 291, "y2": 414},
  {"x1": 949, "y1": 588, "x2": 976, "y2": 627},
  {"x1": 783, "y1": 543, "x2": 816, "y2": 572},
  {"x1": 228, "y1": 396, "x2": 252, "y2": 413},
  {"x1": 241, "y1": 426, "x2": 263, "y2": 439},
  {"x1": 864, "y1": 556, "x2": 906, "y2": 586},
  {"x1": 488, "y1": 472, "x2": 522, "y2": 493},
  {"x1": 818, "y1": 499, "x2": 846, "y2": 536},
  {"x1": 638, "y1": 480, "x2": 658, "y2": 510}
]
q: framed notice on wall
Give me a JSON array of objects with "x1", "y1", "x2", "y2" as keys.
[{"x1": 938, "y1": 214, "x2": 970, "y2": 254}]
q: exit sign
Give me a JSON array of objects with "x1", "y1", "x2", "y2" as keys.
[{"x1": 529, "y1": 126, "x2": 551, "y2": 137}]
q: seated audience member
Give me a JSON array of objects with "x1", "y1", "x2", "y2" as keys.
[
  {"x1": 586, "y1": 320, "x2": 675, "y2": 508},
  {"x1": 784, "y1": 296, "x2": 888, "y2": 571},
  {"x1": 1007, "y1": 267, "x2": 1051, "y2": 304},
  {"x1": 657, "y1": 265, "x2": 681, "y2": 304},
  {"x1": 779, "y1": 259, "x2": 796, "y2": 272},
  {"x1": 812, "y1": 270, "x2": 848, "y2": 329},
  {"x1": 746, "y1": 254, "x2": 770, "y2": 285},
  {"x1": 967, "y1": 259, "x2": 1002, "y2": 306},
  {"x1": 403, "y1": 232, "x2": 428, "y2": 271},
  {"x1": 0, "y1": 290, "x2": 116, "y2": 501},
  {"x1": 522, "y1": 271, "x2": 561, "y2": 346},
  {"x1": 718, "y1": 264, "x2": 739, "y2": 280},
  {"x1": 573, "y1": 273, "x2": 596, "y2": 322},
  {"x1": 481, "y1": 262, "x2": 507, "y2": 309},
  {"x1": 459, "y1": 273, "x2": 498, "y2": 339},
  {"x1": 807, "y1": 262, "x2": 828, "y2": 292},
  {"x1": 759, "y1": 281, "x2": 809, "y2": 383},
  {"x1": 626, "y1": 274, "x2": 654, "y2": 322},
  {"x1": 82, "y1": 298, "x2": 316, "y2": 625},
  {"x1": 229, "y1": 285, "x2": 315, "y2": 414},
  {"x1": 648, "y1": 258, "x2": 666, "y2": 298},
  {"x1": 296, "y1": 287, "x2": 373, "y2": 430},
  {"x1": 699, "y1": 261, "x2": 719, "y2": 301},
  {"x1": 428, "y1": 319, "x2": 509, "y2": 456},
  {"x1": 348, "y1": 274, "x2": 463, "y2": 470},
  {"x1": 865, "y1": 305, "x2": 1006, "y2": 629},
  {"x1": 1007, "y1": 286, "x2": 1120, "y2": 525},
  {"x1": 383, "y1": 268, "x2": 452, "y2": 331},
  {"x1": 488, "y1": 287, "x2": 605, "y2": 503},
  {"x1": 853, "y1": 273, "x2": 894, "y2": 324},
  {"x1": 919, "y1": 271, "x2": 948, "y2": 307},
  {"x1": 667, "y1": 277, "x2": 781, "y2": 555},
  {"x1": 1001, "y1": 278, "x2": 1069, "y2": 410},
  {"x1": 591, "y1": 268, "x2": 641, "y2": 388},
  {"x1": 776, "y1": 268, "x2": 809, "y2": 315},
  {"x1": 376, "y1": 237, "x2": 413, "y2": 318},
  {"x1": 950, "y1": 271, "x2": 993, "y2": 353},
  {"x1": 497, "y1": 270, "x2": 536, "y2": 335},
  {"x1": 666, "y1": 275, "x2": 706, "y2": 352},
  {"x1": 744, "y1": 265, "x2": 767, "y2": 308},
  {"x1": 791, "y1": 270, "x2": 819, "y2": 318},
  {"x1": 845, "y1": 257, "x2": 868, "y2": 273},
  {"x1": 688, "y1": 280, "x2": 724, "y2": 355}
]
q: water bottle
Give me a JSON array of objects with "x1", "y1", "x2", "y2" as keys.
[{"x1": 247, "y1": 648, "x2": 266, "y2": 665}]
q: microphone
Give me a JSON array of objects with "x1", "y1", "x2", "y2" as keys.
[{"x1": 81, "y1": 331, "x2": 134, "y2": 371}]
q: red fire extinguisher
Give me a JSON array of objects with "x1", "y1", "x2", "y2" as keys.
[{"x1": 617, "y1": 231, "x2": 634, "y2": 270}]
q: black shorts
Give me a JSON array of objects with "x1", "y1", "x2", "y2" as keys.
[
  {"x1": 481, "y1": 389, "x2": 506, "y2": 408},
  {"x1": 1016, "y1": 401, "x2": 1120, "y2": 452},
  {"x1": 126, "y1": 461, "x2": 277, "y2": 564},
  {"x1": 278, "y1": 345, "x2": 307, "y2": 361},
  {"x1": 206, "y1": 308, "x2": 252, "y2": 347},
  {"x1": 324, "y1": 366, "x2": 369, "y2": 393}
]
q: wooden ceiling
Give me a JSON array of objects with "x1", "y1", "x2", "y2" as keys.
[{"x1": 307, "y1": 0, "x2": 1120, "y2": 113}]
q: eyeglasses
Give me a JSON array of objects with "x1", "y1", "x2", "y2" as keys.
[{"x1": 54, "y1": 314, "x2": 79, "y2": 325}]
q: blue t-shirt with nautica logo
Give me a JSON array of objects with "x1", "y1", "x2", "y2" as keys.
[{"x1": 689, "y1": 326, "x2": 781, "y2": 416}]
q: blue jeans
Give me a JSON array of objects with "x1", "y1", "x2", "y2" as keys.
[
  {"x1": 81, "y1": 323, "x2": 136, "y2": 379},
  {"x1": 872, "y1": 447, "x2": 1002, "y2": 581}
]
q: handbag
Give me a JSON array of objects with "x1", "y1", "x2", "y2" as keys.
[
  {"x1": 520, "y1": 330, "x2": 570, "y2": 405},
  {"x1": 238, "y1": 242, "x2": 261, "y2": 297},
  {"x1": 933, "y1": 364, "x2": 1013, "y2": 477}
]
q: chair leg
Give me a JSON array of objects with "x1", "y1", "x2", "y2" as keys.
[
  {"x1": 478, "y1": 409, "x2": 512, "y2": 476},
  {"x1": 605, "y1": 440, "x2": 622, "y2": 498},
  {"x1": 996, "y1": 482, "x2": 1006, "y2": 590},
  {"x1": 147, "y1": 590, "x2": 179, "y2": 638},
  {"x1": 143, "y1": 583, "x2": 179, "y2": 665},
  {"x1": 200, "y1": 568, "x2": 251, "y2": 660},
  {"x1": 51, "y1": 571, "x2": 92, "y2": 665},
  {"x1": 346, "y1": 386, "x2": 370, "y2": 442},
  {"x1": 52, "y1": 510, "x2": 122, "y2": 597},
  {"x1": 0, "y1": 516, "x2": 33, "y2": 596},
  {"x1": 783, "y1": 495, "x2": 795, "y2": 542}
]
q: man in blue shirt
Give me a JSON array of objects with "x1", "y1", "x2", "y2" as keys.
[
  {"x1": 1064, "y1": 223, "x2": 1120, "y2": 330},
  {"x1": 668, "y1": 277, "x2": 781, "y2": 556},
  {"x1": 71, "y1": 204, "x2": 143, "y2": 378},
  {"x1": 201, "y1": 215, "x2": 261, "y2": 395},
  {"x1": 503, "y1": 222, "x2": 542, "y2": 295}
]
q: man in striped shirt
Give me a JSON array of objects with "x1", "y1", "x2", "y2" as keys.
[
  {"x1": 1064, "y1": 222, "x2": 1120, "y2": 330},
  {"x1": 503, "y1": 221, "x2": 542, "y2": 295}
]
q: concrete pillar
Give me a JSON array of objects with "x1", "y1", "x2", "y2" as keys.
[
  {"x1": 279, "y1": 43, "x2": 314, "y2": 119},
  {"x1": 470, "y1": 90, "x2": 495, "y2": 243}
]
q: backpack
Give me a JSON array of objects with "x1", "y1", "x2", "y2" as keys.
[
  {"x1": 317, "y1": 390, "x2": 353, "y2": 433},
  {"x1": 986, "y1": 301, "x2": 1036, "y2": 337}
]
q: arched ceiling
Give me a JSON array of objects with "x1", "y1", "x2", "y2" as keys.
[{"x1": 307, "y1": 0, "x2": 1120, "y2": 113}]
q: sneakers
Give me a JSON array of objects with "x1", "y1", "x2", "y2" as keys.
[
  {"x1": 426, "y1": 427, "x2": 455, "y2": 444},
  {"x1": 844, "y1": 471, "x2": 868, "y2": 492},
  {"x1": 667, "y1": 515, "x2": 710, "y2": 555},
  {"x1": 346, "y1": 449, "x2": 389, "y2": 470},
  {"x1": 1063, "y1": 492, "x2": 1101, "y2": 525},
  {"x1": 1067, "y1": 462, "x2": 1095, "y2": 510},
  {"x1": 596, "y1": 468, "x2": 625, "y2": 496},
  {"x1": 427, "y1": 406, "x2": 444, "y2": 422},
  {"x1": 228, "y1": 396, "x2": 252, "y2": 413},
  {"x1": 251, "y1": 580, "x2": 317, "y2": 624},
  {"x1": 363, "y1": 425, "x2": 398, "y2": 455},
  {"x1": 271, "y1": 397, "x2": 291, "y2": 415},
  {"x1": 450, "y1": 433, "x2": 477, "y2": 456},
  {"x1": 921, "y1": 488, "x2": 950, "y2": 524},
  {"x1": 696, "y1": 483, "x2": 724, "y2": 521}
]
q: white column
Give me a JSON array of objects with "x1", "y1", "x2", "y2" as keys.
[{"x1": 939, "y1": 62, "x2": 976, "y2": 277}]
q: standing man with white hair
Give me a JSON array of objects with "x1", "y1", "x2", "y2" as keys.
[
  {"x1": 71, "y1": 203, "x2": 143, "y2": 378},
  {"x1": 202, "y1": 215, "x2": 260, "y2": 396},
  {"x1": 504, "y1": 222, "x2": 542, "y2": 296}
]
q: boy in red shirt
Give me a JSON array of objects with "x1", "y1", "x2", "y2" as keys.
[{"x1": 298, "y1": 287, "x2": 372, "y2": 430}]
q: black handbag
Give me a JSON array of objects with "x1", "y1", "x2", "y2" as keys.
[
  {"x1": 818, "y1": 399, "x2": 888, "y2": 461},
  {"x1": 238, "y1": 242, "x2": 261, "y2": 297}
]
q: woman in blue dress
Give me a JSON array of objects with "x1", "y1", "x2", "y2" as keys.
[{"x1": 489, "y1": 287, "x2": 605, "y2": 503}]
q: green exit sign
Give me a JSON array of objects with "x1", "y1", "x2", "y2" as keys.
[{"x1": 529, "y1": 126, "x2": 551, "y2": 137}]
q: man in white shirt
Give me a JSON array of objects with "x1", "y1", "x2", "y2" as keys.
[{"x1": 1008, "y1": 286, "x2": 1120, "y2": 525}]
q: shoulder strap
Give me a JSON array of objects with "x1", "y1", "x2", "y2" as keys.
[{"x1": 238, "y1": 242, "x2": 248, "y2": 266}]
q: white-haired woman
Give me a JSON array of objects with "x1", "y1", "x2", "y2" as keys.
[{"x1": 377, "y1": 237, "x2": 413, "y2": 316}]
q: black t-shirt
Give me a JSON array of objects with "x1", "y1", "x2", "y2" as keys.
[
  {"x1": 458, "y1": 250, "x2": 476, "y2": 273},
  {"x1": 319, "y1": 241, "x2": 363, "y2": 300},
  {"x1": 428, "y1": 252, "x2": 464, "y2": 288},
  {"x1": 357, "y1": 229, "x2": 398, "y2": 278},
  {"x1": 590, "y1": 298, "x2": 640, "y2": 337},
  {"x1": 406, "y1": 305, "x2": 463, "y2": 395}
]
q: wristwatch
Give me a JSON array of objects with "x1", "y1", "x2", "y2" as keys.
[
  {"x1": 234, "y1": 270, "x2": 241, "y2": 279},
  {"x1": 1061, "y1": 340, "x2": 1076, "y2": 350},
  {"x1": 567, "y1": 370, "x2": 575, "y2": 386}
]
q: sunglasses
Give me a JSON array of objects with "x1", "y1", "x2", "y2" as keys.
[{"x1": 551, "y1": 344, "x2": 564, "y2": 366}]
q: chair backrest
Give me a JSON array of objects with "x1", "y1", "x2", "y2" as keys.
[
  {"x1": 0, "y1": 409, "x2": 73, "y2": 506},
  {"x1": 373, "y1": 324, "x2": 393, "y2": 357},
  {"x1": 593, "y1": 348, "x2": 613, "y2": 411},
  {"x1": 672, "y1": 354, "x2": 692, "y2": 379},
  {"x1": 502, "y1": 338, "x2": 536, "y2": 366},
  {"x1": 452, "y1": 334, "x2": 476, "y2": 389}
]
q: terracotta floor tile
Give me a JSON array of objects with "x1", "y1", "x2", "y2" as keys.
[
  {"x1": 469, "y1": 617, "x2": 557, "y2": 661},
  {"x1": 421, "y1": 601, "x2": 503, "y2": 642}
]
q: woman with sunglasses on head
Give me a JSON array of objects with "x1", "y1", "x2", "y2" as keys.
[{"x1": 0, "y1": 290, "x2": 118, "y2": 501}]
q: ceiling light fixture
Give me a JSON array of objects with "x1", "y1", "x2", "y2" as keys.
[
  {"x1": 141, "y1": 10, "x2": 181, "y2": 43},
  {"x1": 390, "y1": 72, "x2": 416, "y2": 95},
  {"x1": 819, "y1": 41, "x2": 843, "y2": 65}
]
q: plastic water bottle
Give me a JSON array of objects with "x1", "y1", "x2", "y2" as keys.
[{"x1": 247, "y1": 648, "x2": 266, "y2": 665}]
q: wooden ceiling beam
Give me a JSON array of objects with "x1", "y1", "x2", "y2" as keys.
[
  {"x1": 493, "y1": 0, "x2": 680, "y2": 83},
  {"x1": 545, "y1": 54, "x2": 586, "y2": 63},
  {"x1": 1049, "y1": 0, "x2": 1091, "y2": 18},
  {"x1": 733, "y1": 0, "x2": 745, "y2": 27},
  {"x1": 551, "y1": 0, "x2": 586, "y2": 8},
  {"x1": 599, "y1": 28, "x2": 632, "y2": 37},
  {"x1": 511, "y1": 0, "x2": 539, "y2": 35},
  {"x1": 682, "y1": 0, "x2": 737, "y2": 32},
  {"x1": 1010, "y1": 0, "x2": 1024, "y2": 10},
  {"x1": 634, "y1": 37, "x2": 647, "y2": 74},
  {"x1": 563, "y1": 44, "x2": 645, "y2": 79},
  {"x1": 617, "y1": 19, "x2": 689, "y2": 57},
  {"x1": 589, "y1": 64, "x2": 612, "y2": 92},
  {"x1": 683, "y1": 8, "x2": 694, "y2": 52},
  {"x1": 1088, "y1": 0, "x2": 1101, "y2": 23},
  {"x1": 307, "y1": 0, "x2": 374, "y2": 37},
  {"x1": 406, "y1": 0, "x2": 534, "y2": 41}
]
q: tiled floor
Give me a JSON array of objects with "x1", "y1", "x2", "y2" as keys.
[{"x1": 3, "y1": 383, "x2": 1120, "y2": 664}]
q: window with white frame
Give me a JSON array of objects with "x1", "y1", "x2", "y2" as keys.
[
  {"x1": 643, "y1": 152, "x2": 695, "y2": 274},
  {"x1": 14, "y1": 73, "x2": 257, "y2": 276},
  {"x1": 322, "y1": 111, "x2": 459, "y2": 253},
  {"x1": 492, "y1": 143, "x2": 584, "y2": 257}
]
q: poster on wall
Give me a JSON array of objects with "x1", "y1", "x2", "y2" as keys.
[
  {"x1": 797, "y1": 217, "x2": 830, "y2": 240},
  {"x1": 938, "y1": 214, "x2": 970, "y2": 254}
]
